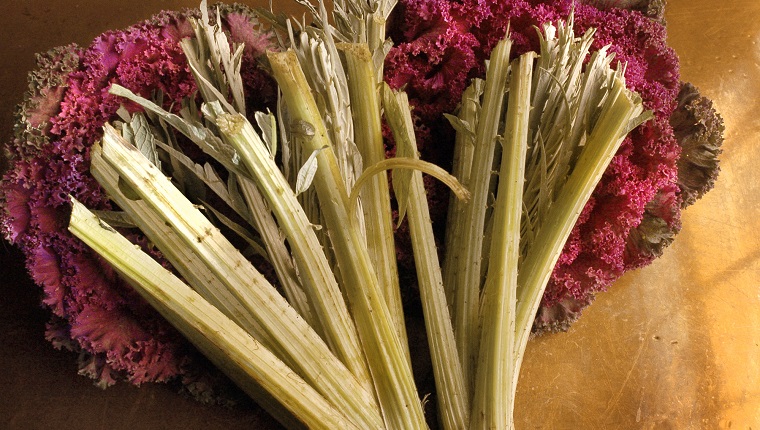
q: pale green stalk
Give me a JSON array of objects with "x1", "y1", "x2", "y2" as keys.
[
  {"x1": 520, "y1": 22, "x2": 615, "y2": 257},
  {"x1": 365, "y1": 1, "x2": 395, "y2": 79},
  {"x1": 97, "y1": 125, "x2": 383, "y2": 430},
  {"x1": 212, "y1": 113, "x2": 373, "y2": 391},
  {"x1": 268, "y1": 50, "x2": 427, "y2": 430},
  {"x1": 340, "y1": 42, "x2": 407, "y2": 360},
  {"x1": 470, "y1": 52, "x2": 534, "y2": 430},
  {"x1": 288, "y1": 10, "x2": 361, "y2": 198},
  {"x1": 442, "y1": 79, "x2": 483, "y2": 308},
  {"x1": 452, "y1": 36, "x2": 512, "y2": 395},
  {"x1": 67, "y1": 199, "x2": 361, "y2": 430},
  {"x1": 89, "y1": 146, "x2": 268, "y2": 344},
  {"x1": 512, "y1": 77, "x2": 645, "y2": 396},
  {"x1": 285, "y1": 7, "x2": 367, "y2": 308},
  {"x1": 175, "y1": 6, "x2": 316, "y2": 327},
  {"x1": 382, "y1": 83, "x2": 469, "y2": 430},
  {"x1": 108, "y1": 85, "x2": 372, "y2": 393},
  {"x1": 235, "y1": 176, "x2": 317, "y2": 330}
]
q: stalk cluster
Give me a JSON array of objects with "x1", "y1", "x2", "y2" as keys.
[{"x1": 68, "y1": 2, "x2": 648, "y2": 428}]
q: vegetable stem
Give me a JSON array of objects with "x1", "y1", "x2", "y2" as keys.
[
  {"x1": 512, "y1": 77, "x2": 645, "y2": 396},
  {"x1": 348, "y1": 157, "x2": 470, "y2": 214},
  {"x1": 383, "y1": 83, "x2": 470, "y2": 430},
  {"x1": 443, "y1": 79, "x2": 483, "y2": 310},
  {"x1": 214, "y1": 113, "x2": 373, "y2": 391},
  {"x1": 67, "y1": 199, "x2": 361, "y2": 430},
  {"x1": 97, "y1": 124, "x2": 384, "y2": 430},
  {"x1": 470, "y1": 52, "x2": 534, "y2": 430},
  {"x1": 451, "y1": 36, "x2": 513, "y2": 395},
  {"x1": 235, "y1": 176, "x2": 317, "y2": 329},
  {"x1": 268, "y1": 50, "x2": 427, "y2": 430},
  {"x1": 89, "y1": 145, "x2": 271, "y2": 343},
  {"x1": 340, "y1": 43, "x2": 408, "y2": 360},
  {"x1": 109, "y1": 83, "x2": 375, "y2": 400}
]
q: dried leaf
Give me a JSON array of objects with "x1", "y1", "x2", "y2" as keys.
[
  {"x1": 295, "y1": 145, "x2": 328, "y2": 195},
  {"x1": 152, "y1": 138, "x2": 250, "y2": 222},
  {"x1": 291, "y1": 119, "x2": 316, "y2": 139},
  {"x1": 443, "y1": 113, "x2": 476, "y2": 144},
  {"x1": 90, "y1": 210, "x2": 136, "y2": 229},
  {"x1": 201, "y1": 200, "x2": 269, "y2": 260},
  {"x1": 125, "y1": 112, "x2": 162, "y2": 170},
  {"x1": 255, "y1": 110, "x2": 278, "y2": 157},
  {"x1": 381, "y1": 83, "x2": 415, "y2": 226},
  {"x1": 109, "y1": 84, "x2": 248, "y2": 181}
]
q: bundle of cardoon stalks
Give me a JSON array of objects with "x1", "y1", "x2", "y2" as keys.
[{"x1": 2, "y1": 0, "x2": 723, "y2": 428}]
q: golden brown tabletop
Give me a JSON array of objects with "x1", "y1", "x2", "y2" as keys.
[{"x1": 1, "y1": 1, "x2": 758, "y2": 429}]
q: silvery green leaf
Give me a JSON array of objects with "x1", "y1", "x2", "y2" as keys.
[
  {"x1": 381, "y1": 84, "x2": 416, "y2": 226},
  {"x1": 189, "y1": 60, "x2": 236, "y2": 114},
  {"x1": 152, "y1": 138, "x2": 250, "y2": 221},
  {"x1": 110, "y1": 85, "x2": 209, "y2": 144},
  {"x1": 288, "y1": 19, "x2": 359, "y2": 195},
  {"x1": 295, "y1": 145, "x2": 328, "y2": 195},
  {"x1": 110, "y1": 85, "x2": 249, "y2": 181},
  {"x1": 277, "y1": 92, "x2": 294, "y2": 181},
  {"x1": 193, "y1": 0, "x2": 246, "y2": 115},
  {"x1": 201, "y1": 100, "x2": 227, "y2": 122},
  {"x1": 115, "y1": 105, "x2": 131, "y2": 123},
  {"x1": 226, "y1": 173, "x2": 249, "y2": 224},
  {"x1": 227, "y1": 43, "x2": 246, "y2": 114},
  {"x1": 201, "y1": 200, "x2": 268, "y2": 260},
  {"x1": 255, "y1": 111, "x2": 278, "y2": 158},
  {"x1": 153, "y1": 115, "x2": 194, "y2": 196},
  {"x1": 91, "y1": 210, "x2": 136, "y2": 229},
  {"x1": 443, "y1": 113, "x2": 476, "y2": 143},
  {"x1": 128, "y1": 112, "x2": 162, "y2": 170}
]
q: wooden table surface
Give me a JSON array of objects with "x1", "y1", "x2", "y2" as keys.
[{"x1": 1, "y1": 1, "x2": 758, "y2": 429}]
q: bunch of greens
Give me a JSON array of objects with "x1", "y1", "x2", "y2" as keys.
[
  {"x1": 65, "y1": 1, "x2": 648, "y2": 428},
  {"x1": 2, "y1": 0, "x2": 723, "y2": 428}
]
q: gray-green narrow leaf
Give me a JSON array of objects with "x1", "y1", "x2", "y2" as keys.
[
  {"x1": 255, "y1": 111, "x2": 278, "y2": 157},
  {"x1": 296, "y1": 145, "x2": 329, "y2": 195}
]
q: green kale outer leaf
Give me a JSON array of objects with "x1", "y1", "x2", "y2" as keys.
[{"x1": 671, "y1": 82, "x2": 725, "y2": 208}]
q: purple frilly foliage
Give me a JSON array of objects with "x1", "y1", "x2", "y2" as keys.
[
  {"x1": 383, "y1": 0, "x2": 722, "y2": 332},
  {"x1": 1, "y1": 4, "x2": 277, "y2": 398}
]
